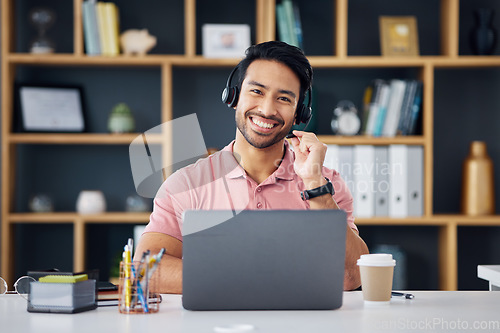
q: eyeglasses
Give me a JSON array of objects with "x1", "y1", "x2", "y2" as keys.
[{"x1": 0, "y1": 276, "x2": 36, "y2": 299}]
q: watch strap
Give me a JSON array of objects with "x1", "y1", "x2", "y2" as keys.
[{"x1": 300, "y1": 177, "x2": 335, "y2": 201}]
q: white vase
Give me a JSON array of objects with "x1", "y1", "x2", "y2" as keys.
[{"x1": 76, "y1": 190, "x2": 106, "y2": 214}]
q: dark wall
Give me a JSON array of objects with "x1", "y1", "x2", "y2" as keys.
[{"x1": 4, "y1": 0, "x2": 500, "y2": 288}]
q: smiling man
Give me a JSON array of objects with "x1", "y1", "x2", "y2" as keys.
[{"x1": 135, "y1": 41, "x2": 368, "y2": 293}]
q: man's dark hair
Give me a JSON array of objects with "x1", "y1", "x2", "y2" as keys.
[{"x1": 236, "y1": 41, "x2": 313, "y2": 106}]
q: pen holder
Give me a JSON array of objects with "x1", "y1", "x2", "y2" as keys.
[{"x1": 118, "y1": 261, "x2": 160, "y2": 314}]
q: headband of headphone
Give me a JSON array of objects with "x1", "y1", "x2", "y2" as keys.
[{"x1": 221, "y1": 66, "x2": 312, "y2": 125}]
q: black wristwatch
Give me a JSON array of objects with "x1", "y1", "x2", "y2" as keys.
[{"x1": 300, "y1": 177, "x2": 335, "y2": 201}]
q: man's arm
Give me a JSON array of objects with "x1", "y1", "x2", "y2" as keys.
[
  {"x1": 133, "y1": 232, "x2": 183, "y2": 294},
  {"x1": 290, "y1": 130, "x2": 369, "y2": 291},
  {"x1": 308, "y1": 193, "x2": 368, "y2": 290}
]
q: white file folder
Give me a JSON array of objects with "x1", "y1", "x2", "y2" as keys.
[
  {"x1": 389, "y1": 145, "x2": 408, "y2": 217},
  {"x1": 353, "y1": 145, "x2": 375, "y2": 217},
  {"x1": 374, "y1": 146, "x2": 389, "y2": 216},
  {"x1": 338, "y1": 146, "x2": 355, "y2": 197},
  {"x1": 407, "y1": 146, "x2": 424, "y2": 216},
  {"x1": 324, "y1": 145, "x2": 339, "y2": 171}
]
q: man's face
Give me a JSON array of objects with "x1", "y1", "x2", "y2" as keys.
[{"x1": 235, "y1": 59, "x2": 301, "y2": 149}]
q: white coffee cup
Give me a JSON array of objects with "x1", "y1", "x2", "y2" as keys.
[{"x1": 357, "y1": 253, "x2": 396, "y2": 305}]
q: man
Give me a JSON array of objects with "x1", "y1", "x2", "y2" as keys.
[{"x1": 134, "y1": 41, "x2": 368, "y2": 293}]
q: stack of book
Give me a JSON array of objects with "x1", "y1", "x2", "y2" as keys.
[
  {"x1": 276, "y1": 0, "x2": 303, "y2": 48},
  {"x1": 82, "y1": 0, "x2": 120, "y2": 56},
  {"x1": 361, "y1": 79, "x2": 423, "y2": 137}
]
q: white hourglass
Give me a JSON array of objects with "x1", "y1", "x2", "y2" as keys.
[{"x1": 29, "y1": 7, "x2": 56, "y2": 54}]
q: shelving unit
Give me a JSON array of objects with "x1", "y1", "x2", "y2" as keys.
[{"x1": 2, "y1": 0, "x2": 500, "y2": 290}]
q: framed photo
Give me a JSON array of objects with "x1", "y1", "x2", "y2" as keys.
[
  {"x1": 18, "y1": 85, "x2": 85, "y2": 132},
  {"x1": 379, "y1": 16, "x2": 419, "y2": 56},
  {"x1": 202, "y1": 24, "x2": 251, "y2": 58}
]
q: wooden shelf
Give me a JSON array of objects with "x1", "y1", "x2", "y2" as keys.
[
  {"x1": 8, "y1": 212, "x2": 151, "y2": 224},
  {"x1": 7, "y1": 53, "x2": 240, "y2": 67},
  {"x1": 9, "y1": 52, "x2": 500, "y2": 69},
  {"x1": 8, "y1": 133, "x2": 164, "y2": 144},
  {"x1": 356, "y1": 215, "x2": 500, "y2": 226},
  {"x1": 317, "y1": 135, "x2": 425, "y2": 145}
]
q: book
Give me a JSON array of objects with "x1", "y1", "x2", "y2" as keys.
[
  {"x1": 276, "y1": 4, "x2": 293, "y2": 45},
  {"x1": 82, "y1": 0, "x2": 101, "y2": 55},
  {"x1": 104, "y1": 2, "x2": 120, "y2": 55},
  {"x1": 96, "y1": 2, "x2": 110, "y2": 55},
  {"x1": 396, "y1": 80, "x2": 418, "y2": 136},
  {"x1": 364, "y1": 79, "x2": 388, "y2": 136},
  {"x1": 407, "y1": 81, "x2": 423, "y2": 135},
  {"x1": 382, "y1": 79, "x2": 406, "y2": 137},
  {"x1": 372, "y1": 82, "x2": 391, "y2": 137},
  {"x1": 360, "y1": 83, "x2": 373, "y2": 134},
  {"x1": 82, "y1": 1, "x2": 95, "y2": 55},
  {"x1": 282, "y1": 0, "x2": 299, "y2": 47},
  {"x1": 292, "y1": 2, "x2": 303, "y2": 49}
]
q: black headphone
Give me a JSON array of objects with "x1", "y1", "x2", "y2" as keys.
[{"x1": 221, "y1": 66, "x2": 312, "y2": 125}]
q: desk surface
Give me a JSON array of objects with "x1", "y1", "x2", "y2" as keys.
[{"x1": 2, "y1": 291, "x2": 500, "y2": 333}]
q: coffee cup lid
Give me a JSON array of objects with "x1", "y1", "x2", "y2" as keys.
[{"x1": 357, "y1": 253, "x2": 396, "y2": 267}]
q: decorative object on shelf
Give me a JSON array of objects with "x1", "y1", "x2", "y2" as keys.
[
  {"x1": 125, "y1": 195, "x2": 149, "y2": 212},
  {"x1": 330, "y1": 100, "x2": 361, "y2": 136},
  {"x1": 120, "y1": 29, "x2": 157, "y2": 56},
  {"x1": 18, "y1": 85, "x2": 85, "y2": 132},
  {"x1": 461, "y1": 141, "x2": 495, "y2": 215},
  {"x1": 470, "y1": 8, "x2": 497, "y2": 55},
  {"x1": 28, "y1": 7, "x2": 56, "y2": 54},
  {"x1": 379, "y1": 16, "x2": 419, "y2": 56},
  {"x1": 108, "y1": 103, "x2": 135, "y2": 133},
  {"x1": 29, "y1": 193, "x2": 54, "y2": 213},
  {"x1": 202, "y1": 24, "x2": 250, "y2": 58},
  {"x1": 76, "y1": 190, "x2": 107, "y2": 214}
]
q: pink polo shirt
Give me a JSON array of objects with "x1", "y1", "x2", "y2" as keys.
[{"x1": 144, "y1": 140, "x2": 356, "y2": 241}]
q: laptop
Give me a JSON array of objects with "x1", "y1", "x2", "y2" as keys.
[{"x1": 182, "y1": 209, "x2": 347, "y2": 310}]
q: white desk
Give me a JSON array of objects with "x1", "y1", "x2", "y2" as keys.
[
  {"x1": 2, "y1": 291, "x2": 500, "y2": 333},
  {"x1": 478, "y1": 265, "x2": 500, "y2": 291}
]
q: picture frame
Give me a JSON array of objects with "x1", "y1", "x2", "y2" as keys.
[
  {"x1": 202, "y1": 24, "x2": 251, "y2": 59},
  {"x1": 17, "y1": 85, "x2": 86, "y2": 132},
  {"x1": 379, "y1": 16, "x2": 419, "y2": 57}
]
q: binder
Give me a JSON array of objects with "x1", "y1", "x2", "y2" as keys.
[
  {"x1": 374, "y1": 146, "x2": 389, "y2": 216},
  {"x1": 407, "y1": 146, "x2": 424, "y2": 216},
  {"x1": 338, "y1": 146, "x2": 355, "y2": 196},
  {"x1": 324, "y1": 144, "x2": 340, "y2": 172},
  {"x1": 353, "y1": 145, "x2": 375, "y2": 217},
  {"x1": 388, "y1": 145, "x2": 408, "y2": 217}
]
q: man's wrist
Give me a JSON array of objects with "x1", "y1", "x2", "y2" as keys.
[
  {"x1": 301, "y1": 177, "x2": 334, "y2": 201},
  {"x1": 302, "y1": 176, "x2": 327, "y2": 190}
]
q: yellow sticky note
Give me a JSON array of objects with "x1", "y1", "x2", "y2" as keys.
[{"x1": 39, "y1": 274, "x2": 88, "y2": 284}]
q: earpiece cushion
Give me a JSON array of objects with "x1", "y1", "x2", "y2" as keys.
[{"x1": 222, "y1": 86, "x2": 239, "y2": 108}]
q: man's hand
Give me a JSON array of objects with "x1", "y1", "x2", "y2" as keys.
[{"x1": 289, "y1": 130, "x2": 327, "y2": 189}]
